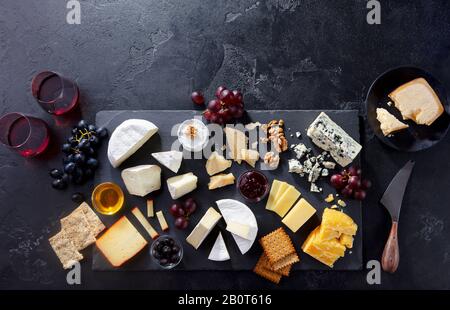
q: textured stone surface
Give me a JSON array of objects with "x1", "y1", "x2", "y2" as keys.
[{"x1": 0, "y1": 0, "x2": 450, "y2": 289}]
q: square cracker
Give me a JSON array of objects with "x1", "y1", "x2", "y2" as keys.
[
  {"x1": 259, "y1": 253, "x2": 292, "y2": 277},
  {"x1": 253, "y1": 254, "x2": 282, "y2": 284},
  {"x1": 77, "y1": 202, "x2": 105, "y2": 236},
  {"x1": 61, "y1": 207, "x2": 96, "y2": 250},
  {"x1": 260, "y1": 227, "x2": 299, "y2": 270},
  {"x1": 49, "y1": 230, "x2": 83, "y2": 269}
]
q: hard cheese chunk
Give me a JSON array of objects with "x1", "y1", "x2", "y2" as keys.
[
  {"x1": 241, "y1": 149, "x2": 259, "y2": 167},
  {"x1": 107, "y1": 119, "x2": 158, "y2": 168},
  {"x1": 186, "y1": 207, "x2": 222, "y2": 249},
  {"x1": 167, "y1": 172, "x2": 198, "y2": 199},
  {"x1": 339, "y1": 234, "x2": 354, "y2": 249},
  {"x1": 224, "y1": 127, "x2": 248, "y2": 164},
  {"x1": 151, "y1": 151, "x2": 183, "y2": 173},
  {"x1": 121, "y1": 165, "x2": 161, "y2": 197},
  {"x1": 265, "y1": 180, "x2": 289, "y2": 210},
  {"x1": 226, "y1": 221, "x2": 251, "y2": 240},
  {"x1": 318, "y1": 208, "x2": 357, "y2": 240},
  {"x1": 282, "y1": 198, "x2": 316, "y2": 233},
  {"x1": 307, "y1": 112, "x2": 361, "y2": 167},
  {"x1": 208, "y1": 173, "x2": 235, "y2": 190},
  {"x1": 271, "y1": 185, "x2": 301, "y2": 218},
  {"x1": 156, "y1": 211, "x2": 169, "y2": 231},
  {"x1": 131, "y1": 207, "x2": 159, "y2": 239},
  {"x1": 96, "y1": 216, "x2": 148, "y2": 267},
  {"x1": 376, "y1": 108, "x2": 409, "y2": 136},
  {"x1": 302, "y1": 227, "x2": 341, "y2": 268},
  {"x1": 206, "y1": 151, "x2": 232, "y2": 176},
  {"x1": 389, "y1": 78, "x2": 444, "y2": 126}
]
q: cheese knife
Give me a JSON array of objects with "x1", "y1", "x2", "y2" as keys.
[{"x1": 380, "y1": 160, "x2": 415, "y2": 273}]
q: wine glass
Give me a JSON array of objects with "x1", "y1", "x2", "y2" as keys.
[
  {"x1": 0, "y1": 112, "x2": 50, "y2": 157},
  {"x1": 31, "y1": 71, "x2": 79, "y2": 115}
]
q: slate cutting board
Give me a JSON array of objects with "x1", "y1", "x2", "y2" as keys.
[{"x1": 92, "y1": 110, "x2": 362, "y2": 271}]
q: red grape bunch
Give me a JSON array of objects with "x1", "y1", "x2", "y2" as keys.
[
  {"x1": 169, "y1": 197, "x2": 198, "y2": 230},
  {"x1": 197, "y1": 85, "x2": 244, "y2": 125},
  {"x1": 330, "y1": 166, "x2": 371, "y2": 200}
]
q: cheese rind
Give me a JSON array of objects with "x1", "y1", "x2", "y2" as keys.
[
  {"x1": 96, "y1": 216, "x2": 148, "y2": 267},
  {"x1": 389, "y1": 78, "x2": 444, "y2": 126},
  {"x1": 307, "y1": 112, "x2": 361, "y2": 167},
  {"x1": 272, "y1": 185, "x2": 301, "y2": 218},
  {"x1": 108, "y1": 119, "x2": 158, "y2": 168},
  {"x1": 151, "y1": 151, "x2": 183, "y2": 173},
  {"x1": 131, "y1": 207, "x2": 159, "y2": 239},
  {"x1": 208, "y1": 173, "x2": 235, "y2": 190},
  {"x1": 166, "y1": 172, "x2": 198, "y2": 199},
  {"x1": 206, "y1": 151, "x2": 232, "y2": 176},
  {"x1": 121, "y1": 165, "x2": 161, "y2": 197},
  {"x1": 376, "y1": 108, "x2": 409, "y2": 136},
  {"x1": 186, "y1": 208, "x2": 222, "y2": 249},
  {"x1": 282, "y1": 198, "x2": 316, "y2": 233},
  {"x1": 226, "y1": 221, "x2": 251, "y2": 240}
]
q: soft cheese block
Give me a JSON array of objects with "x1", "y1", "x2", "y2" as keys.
[
  {"x1": 208, "y1": 232, "x2": 230, "y2": 261},
  {"x1": 108, "y1": 119, "x2": 158, "y2": 168},
  {"x1": 186, "y1": 207, "x2": 222, "y2": 249},
  {"x1": 307, "y1": 112, "x2": 362, "y2": 167},
  {"x1": 282, "y1": 198, "x2": 316, "y2": 233},
  {"x1": 166, "y1": 172, "x2": 198, "y2": 199},
  {"x1": 376, "y1": 108, "x2": 409, "y2": 136},
  {"x1": 389, "y1": 78, "x2": 444, "y2": 126},
  {"x1": 151, "y1": 151, "x2": 183, "y2": 173},
  {"x1": 121, "y1": 165, "x2": 161, "y2": 197},
  {"x1": 206, "y1": 151, "x2": 232, "y2": 176},
  {"x1": 96, "y1": 216, "x2": 148, "y2": 267}
]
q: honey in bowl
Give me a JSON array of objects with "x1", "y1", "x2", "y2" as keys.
[{"x1": 92, "y1": 182, "x2": 124, "y2": 215}]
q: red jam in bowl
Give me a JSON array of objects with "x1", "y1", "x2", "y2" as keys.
[{"x1": 237, "y1": 170, "x2": 269, "y2": 202}]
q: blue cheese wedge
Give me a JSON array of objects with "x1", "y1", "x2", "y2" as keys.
[{"x1": 307, "y1": 112, "x2": 361, "y2": 167}]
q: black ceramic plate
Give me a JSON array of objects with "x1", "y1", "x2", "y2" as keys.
[{"x1": 366, "y1": 66, "x2": 450, "y2": 151}]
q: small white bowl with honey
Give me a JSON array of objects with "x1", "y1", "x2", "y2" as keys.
[{"x1": 92, "y1": 182, "x2": 124, "y2": 215}]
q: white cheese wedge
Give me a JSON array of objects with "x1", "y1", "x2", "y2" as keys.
[
  {"x1": 389, "y1": 78, "x2": 444, "y2": 126},
  {"x1": 151, "y1": 151, "x2": 183, "y2": 173},
  {"x1": 216, "y1": 199, "x2": 258, "y2": 254},
  {"x1": 166, "y1": 172, "x2": 198, "y2": 199},
  {"x1": 205, "y1": 151, "x2": 232, "y2": 176},
  {"x1": 226, "y1": 221, "x2": 251, "y2": 240},
  {"x1": 307, "y1": 112, "x2": 362, "y2": 167},
  {"x1": 186, "y1": 207, "x2": 222, "y2": 249},
  {"x1": 376, "y1": 108, "x2": 409, "y2": 136},
  {"x1": 224, "y1": 127, "x2": 248, "y2": 164},
  {"x1": 121, "y1": 165, "x2": 161, "y2": 197},
  {"x1": 208, "y1": 232, "x2": 230, "y2": 261},
  {"x1": 107, "y1": 119, "x2": 158, "y2": 168}
]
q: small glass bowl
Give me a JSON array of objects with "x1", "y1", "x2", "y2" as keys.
[
  {"x1": 237, "y1": 170, "x2": 269, "y2": 203},
  {"x1": 150, "y1": 235, "x2": 183, "y2": 270}
]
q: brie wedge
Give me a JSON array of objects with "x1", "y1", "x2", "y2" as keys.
[
  {"x1": 108, "y1": 119, "x2": 158, "y2": 168},
  {"x1": 151, "y1": 151, "x2": 183, "y2": 173},
  {"x1": 206, "y1": 151, "x2": 232, "y2": 176},
  {"x1": 167, "y1": 172, "x2": 198, "y2": 199},
  {"x1": 208, "y1": 232, "x2": 230, "y2": 261},
  {"x1": 121, "y1": 165, "x2": 161, "y2": 197},
  {"x1": 186, "y1": 207, "x2": 222, "y2": 249},
  {"x1": 216, "y1": 199, "x2": 258, "y2": 254}
]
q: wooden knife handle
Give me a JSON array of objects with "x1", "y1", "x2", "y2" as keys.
[{"x1": 381, "y1": 221, "x2": 399, "y2": 273}]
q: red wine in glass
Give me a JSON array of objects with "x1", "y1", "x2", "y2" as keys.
[
  {"x1": 0, "y1": 113, "x2": 50, "y2": 157},
  {"x1": 31, "y1": 71, "x2": 79, "y2": 115}
]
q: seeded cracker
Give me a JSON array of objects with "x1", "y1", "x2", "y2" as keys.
[
  {"x1": 253, "y1": 254, "x2": 282, "y2": 284},
  {"x1": 77, "y1": 202, "x2": 105, "y2": 236},
  {"x1": 49, "y1": 230, "x2": 83, "y2": 269},
  {"x1": 61, "y1": 207, "x2": 96, "y2": 250},
  {"x1": 259, "y1": 227, "x2": 299, "y2": 270}
]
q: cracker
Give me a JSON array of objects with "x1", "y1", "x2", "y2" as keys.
[
  {"x1": 259, "y1": 227, "x2": 299, "y2": 270},
  {"x1": 259, "y1": 253, "x2": 292, "y2": 277},
  {"x1": 61, "y1": 207, "x2": 96, "y2": 250},
  {"x1": 253, "y1": 254, "x2": 282, "y2": 284},
  {"x1": 49, "y1": 230, "x2": 83, "y2": 269},
  {"x1": 77, "y1": 202, "x2": 105, "y2": 237}
]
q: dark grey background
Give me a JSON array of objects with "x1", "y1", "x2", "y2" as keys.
[{"x1": 0, "y1": 0, "x2": 449, "y2": 289}]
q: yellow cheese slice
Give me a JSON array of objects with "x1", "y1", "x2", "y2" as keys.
[
  {"x1": 265, "y1": 180, "x2": 285, "y2": 210},
  {"x1": 282, "y1": 198, "x2": 316, "y2": 233},
  {"x1": 272, "y1": 185, "x2": 301, "y2": 218}
]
